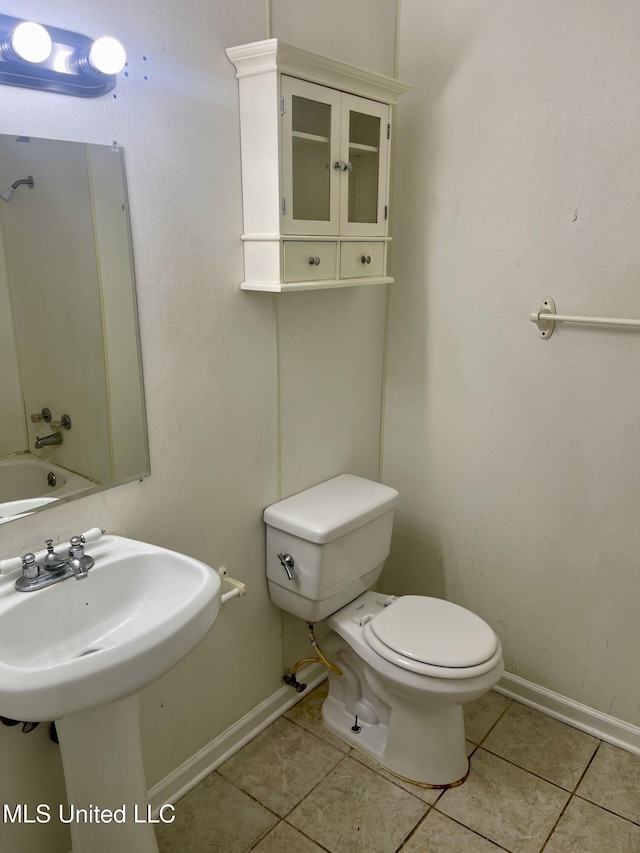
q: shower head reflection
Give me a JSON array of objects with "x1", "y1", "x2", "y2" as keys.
[{"x1": 0, "y1": 175, "x2": 34, "y2": 202}]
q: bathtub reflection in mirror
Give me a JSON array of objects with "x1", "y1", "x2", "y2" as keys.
[{"x1": 0, "y1": 134, "x2": 149, "y2": 523}]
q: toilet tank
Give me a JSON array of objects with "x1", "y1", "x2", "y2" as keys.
[{"x1": 263, "y1": 474, "x2": 399, "y2": 621}]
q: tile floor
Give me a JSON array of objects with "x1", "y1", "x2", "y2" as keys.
[{"x1": 156, "y1": 682, "x2": 640, "y2": 852}]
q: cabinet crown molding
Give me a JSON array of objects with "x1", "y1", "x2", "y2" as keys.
[{"x1": 226, "y1": 39, "x2": 408, "y2": 104}]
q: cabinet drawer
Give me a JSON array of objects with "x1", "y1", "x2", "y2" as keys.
[
  {"x1": 283, "y1": 242, "x2": 337, "y2": 282},
  {"x1": 340, "y1": 242, "x2": 384, "y2": 278}
]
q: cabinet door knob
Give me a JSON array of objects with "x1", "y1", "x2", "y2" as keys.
[
  {"x1": 334, "y1": 160, "x2": 349, "y2": 171},
  {"x1": 361, "y1": 255, "x2": 372, "y2": 264},
  {"x1": 308, "y1": 256, "x2": 321, "y2": 266}
]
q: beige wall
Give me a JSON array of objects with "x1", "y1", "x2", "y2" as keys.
[
  {"x1": 383, "y1": 0, "x2": 640, "y2": 724},
  {"x1": 0, "y1": 1, "x2": 398, "y2": 852},
  {"x1": 0, "y1": 225, "x2": 25, "y2": 456}
]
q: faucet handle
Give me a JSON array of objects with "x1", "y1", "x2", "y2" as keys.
[
  {"x1": 50, "y1": 414, "x2": 72, "y2": 431},
  {"x1": 21, "y1": 553, "x2": 39, "y2": 580},
  {"x1": 30, "y1": 407, "x2": 52, "y2": 423},
  {"x1": 79, "y1": 527, "x2": 104, "y2": 544},
  {"x1": 68, "y1": 536, "x2": 85, "y2": 558},
  {"x1": 68, "y1": 535, "x2": 95, "y2": 575},
  {"x1": 0, "y1": 556, "x2": 23, "y2": 575}
]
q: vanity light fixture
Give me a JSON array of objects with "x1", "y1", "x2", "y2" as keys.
[
  {"x1": 0, "y1": 14, "x2": 126, "y2": 97},
  {"x1": 8, "y1": 22, "x2": 52, "y2": 63}
]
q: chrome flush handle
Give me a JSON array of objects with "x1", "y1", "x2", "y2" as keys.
[{"x1": 277, "y1": 553, "x2": 296, "y2": 581}]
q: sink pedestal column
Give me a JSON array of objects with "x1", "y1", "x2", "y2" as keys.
[{"x1": 55, "y1": 693, "x2": 160, "y2": 853}]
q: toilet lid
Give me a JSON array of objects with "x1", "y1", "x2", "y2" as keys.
[{"x1": 368, "y1": 596, "x2": 498, "y2": 668}]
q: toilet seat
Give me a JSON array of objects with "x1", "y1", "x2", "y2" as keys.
[{"x1": 363, "y1": 595, "x2": 501, "y2": 679}]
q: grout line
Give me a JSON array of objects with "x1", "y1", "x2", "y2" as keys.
[
  {"x1": 572, "y1": 793, "x2": 640, "y2": 828},
  {"x1": 395, "y1": 808, "x2": 510, "y2": 853},
  {"x1": 282, "y1": 750, "x2": 353, "y2": 816},
  {"x1": 213, "y1": 768, "x2": 282, "y2": 819},
  {"x1": 571, "y1": 739, "x2": 602, "y2": 794},
  {"x1": 246, "y1": 816, "x2": 281, "y2": 851},
  {"x1": 470, "y1": 745, "x2": 585, "y2": 798},
  {"x1": 538, "y1": 793, "x2": 572, "y2": 851},
  {"x1": 282, "y1": 710, "x2": 350, "y2": 756},
  {"x1": 539, "y1": 743, "x2": 604, "y2": 853},
  {"x1": 282, "y1": 819, "x2": 334, "y2": 853},
  {"x1": 394, "y1": 805, "x2": 436, "y2": 851},
  {"x1": 470, "y1": 696, "x2": 513, "y2": 749},
  {"x1": 220, "y1": 716, "x2": 346, "y2": 817}
]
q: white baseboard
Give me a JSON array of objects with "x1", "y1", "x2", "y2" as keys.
[
  {"x1": 148, "y1": 663, "x2": 327, "y2": 813},
  {"x1": 149, "y1": 667, "x2": 640, "y2": 814},
  {"x1": 495, "y1": 672, "x2": 640, "y2": 756}
]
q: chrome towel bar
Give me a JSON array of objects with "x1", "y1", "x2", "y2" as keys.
[{"x1": 531, "y1": 298, "x2": 640, "y2": 339}]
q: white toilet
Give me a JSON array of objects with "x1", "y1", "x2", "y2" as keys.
[{"x1": 264, "y1": 474, "x2": 503, "y2": 788}]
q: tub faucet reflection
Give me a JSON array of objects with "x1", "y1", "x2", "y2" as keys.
[
  {"x1": 34, "y1": 432, "x2": 62, "y2": 449},
  {"x1": 34, "y1": 414, "x2": 72, "y2": 449}
]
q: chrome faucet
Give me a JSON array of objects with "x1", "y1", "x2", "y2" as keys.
[
  {"x1": 65, "y1": 537, "x2": 91, "y2": 580},
  {"x1": 15, "y1": 534, "x2": 96, "y2": 592},
  {"x1": 34, "y1": 432, "x2": 63, "y2": 448},
  {"x1": 34, "y1": 414, "x2": 72, "y2": 449}
]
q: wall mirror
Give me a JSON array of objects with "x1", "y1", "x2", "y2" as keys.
[{"x1": 0, "y1": 134, "x2": 149, "y2": 524}]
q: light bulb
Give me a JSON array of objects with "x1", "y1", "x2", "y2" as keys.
[
  {"x1": 88, "y1": 36, "x2": 126, "y2": 75},
  {"x1": 11, "y1": 21, "x2": 52, "y2": 63}
]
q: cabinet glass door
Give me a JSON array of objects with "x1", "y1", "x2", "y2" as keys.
[
  {"x1": 340, "y1": 94, "x2": 389, "y2": 237},
  {"x1": 281, "y1": 77, "x2": 341, "y2": 235}
]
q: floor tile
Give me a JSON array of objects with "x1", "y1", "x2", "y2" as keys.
[
  {"x1": 436, "y1": 748, "x2": 569, "y2": 853},
  {"x1": 402, "y1": 809, "x2": 507, "y2": 852},
  {"x1": 284, "y1": 680, "x2": 350, "y2": 753},
  {"x1": 217, "y1": 717, "x2": 343, "y2": 817},
  {"x1": 156, "y1": 772, "x2": 277, "y2": 853},
  {"x1": 251, "y1": 821, "x2": 327, "y2": 852},
  {"x1": 544, "y1": 795, "x2": 640, "y2": 852},
  {"x1": 464, "y1": 690, "x2": 511, "y2": 744},
  {"x1": 288, "y1": 755, "x2": 428, "y2": 853},
  {"x1": 576, "y1": 741, "x2": 640, "y2": 823},
  {"x1": 482, "y1": 703, "x2": 598, "y2": 790}
]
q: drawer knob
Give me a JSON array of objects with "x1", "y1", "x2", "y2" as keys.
[
  {"x1": 308, "y1": 256, "x2": 321, "y2": 266},
  {"x1": 361, "y1": 255, "x2": 372, "y2": 264}
]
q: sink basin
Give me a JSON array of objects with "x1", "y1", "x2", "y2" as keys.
[
  {"x1": 0, "y1": 534, "x2": 221, "y2": 721},
  {"x1": 0, "y1": 532, "x2": 225, "y2": 853}
]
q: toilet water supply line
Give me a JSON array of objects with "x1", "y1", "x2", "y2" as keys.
[{"x1": 283, "y1": 623, "x2": 343, "y2": 693}]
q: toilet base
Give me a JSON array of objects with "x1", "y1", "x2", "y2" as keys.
[
  {"x1": 322, "y1": 692, "x2": 470, "y2": 788},
  {"x1": 321, "y1": 638, "x2": 471, "y2": 787}
]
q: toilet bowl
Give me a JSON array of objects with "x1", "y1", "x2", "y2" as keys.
[
  {"x1": 322, "y1": 590, "x2": 503, "y2": 786},
  {"x1": 263, "y1": 474, "x2": 503, "y2": 787}
]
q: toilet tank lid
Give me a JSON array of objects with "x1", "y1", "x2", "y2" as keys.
[{"x1": 263, "y1": 474, "x2": 399, "y2": 544}]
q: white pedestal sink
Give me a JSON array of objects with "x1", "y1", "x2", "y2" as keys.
[{"x1": 0, "y1": 534, "x2": 222, "y2": 853}]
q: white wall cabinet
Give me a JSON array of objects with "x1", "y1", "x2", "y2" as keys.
[{"x1": 226, "y1": 40, "x2": 407, "y2": 292}]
